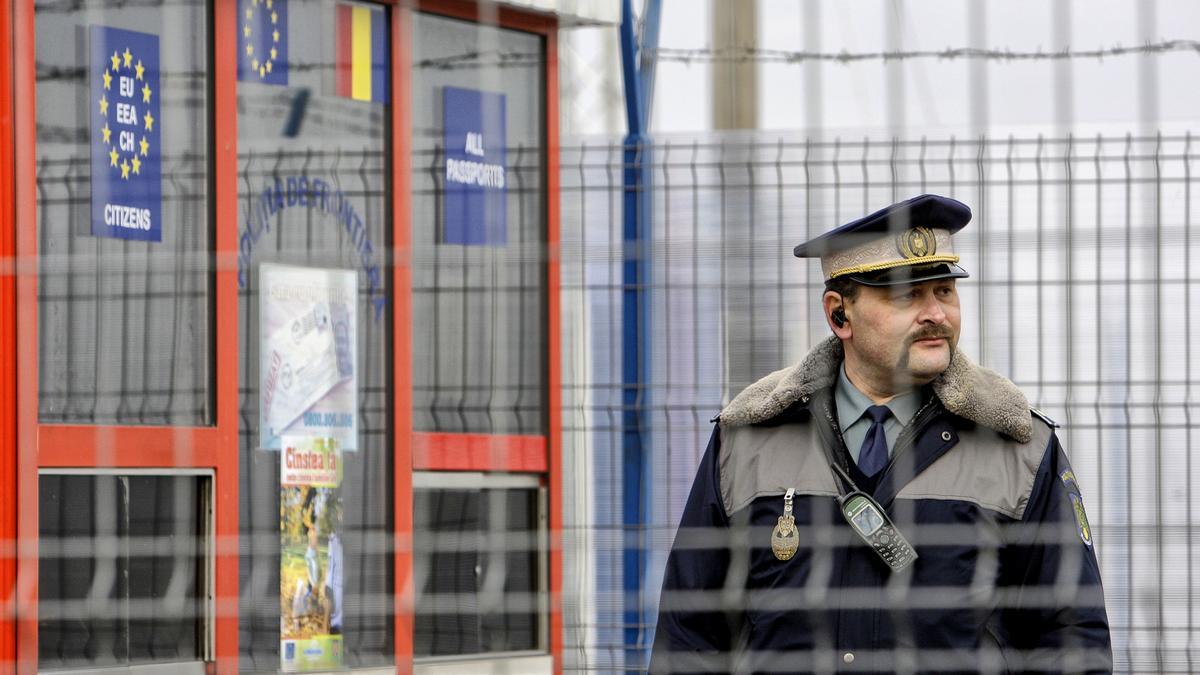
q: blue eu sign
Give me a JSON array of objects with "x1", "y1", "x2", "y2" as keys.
[
  {"x1": 90, "y1": 26, "x2": 161, "y2": 242},
  {"x1": 443, "y1": 86, "x2": 507, "y2": 246}
]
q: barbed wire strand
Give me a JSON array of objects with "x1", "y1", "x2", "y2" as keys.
[{"x1": 648, "y1": 40, "x2": 1200, "y2": 65}]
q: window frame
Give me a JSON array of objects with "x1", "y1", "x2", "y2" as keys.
[
  {"x1": 6, "y1": 0, "x2": 561, "y2": 671},
  {"x1": 36, "y1": 467, "x2": 216, "y2": 672},
  {"x1": 13, "y1": 0, "x2": 240, "y2": 668},
  {"x1": 411, "y1": 471, "x2": 550, "y2": 664},
  {"x1": 397, "y1": 2, "x2": 562, "y2": 671},
  {"x1": 0, "y1": 0, "x2": 17, "y2": 663}
]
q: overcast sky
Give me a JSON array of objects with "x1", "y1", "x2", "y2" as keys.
[{"x1": 647, "y1": 0, "x2": 1200, "y2": 138}]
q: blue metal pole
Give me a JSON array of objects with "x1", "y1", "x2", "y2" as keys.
[{"x1": 619, "y1": 0, "x2": 659, "y2": 668}]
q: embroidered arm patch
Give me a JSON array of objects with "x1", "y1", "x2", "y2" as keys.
[{"x1": 1060, "y1": 469, "x2": 1093, "y2": 547}]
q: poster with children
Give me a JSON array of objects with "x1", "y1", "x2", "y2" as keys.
[{"x1": 280, "y1": 436, "x2": 344, "y2": 671}]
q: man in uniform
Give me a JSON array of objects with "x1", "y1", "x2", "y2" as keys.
[{"x1": 650, "y1": 195, "x2": 1111, "y2": 674}]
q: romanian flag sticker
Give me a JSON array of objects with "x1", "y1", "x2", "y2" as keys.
[{"x1": 335, "y1": 3, "x2": 388, "y2": 103}]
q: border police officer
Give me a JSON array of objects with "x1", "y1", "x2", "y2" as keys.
[{"x1": 650, "y1": 195, "x2": 1112, "y2": 674}]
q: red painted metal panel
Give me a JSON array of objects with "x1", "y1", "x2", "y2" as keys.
[
  {"x1": 212, "y1": 0, "x2": 241, "y2": 667},
  {"x1": 393, "y1": 4, "x2": 415, "y2": 672},
  {"x1": 13, "y1": 0, "x2": 38, "y2": 666},
  {"x1": 411, "y1": 432, "x2": 548, "y2": 472},
  {"x1": 0, "y1": 0, "x2": 15, "y2": 663},
  {"x1": 544, "y1": 25, "x2": 564, "y2": 674},
  {"x1": 36, "y1": 426, "x2": 223, "y2": 468}
]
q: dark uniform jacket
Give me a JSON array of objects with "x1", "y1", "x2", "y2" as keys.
[{"x1": 651, "y1": 337, "x2": 1112, "y2": 675}]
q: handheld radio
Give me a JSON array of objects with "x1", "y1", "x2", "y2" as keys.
[{"x1": 830, "y1": 463, "x2": 917, "y2": 572}]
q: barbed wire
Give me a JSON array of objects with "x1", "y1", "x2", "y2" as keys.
[
  {"x1": 648, "y1": 40, "x2": 1200, "y2": 65},
  {"x1": 416, "y1": 51, "x2": 542, "y2": 71}
]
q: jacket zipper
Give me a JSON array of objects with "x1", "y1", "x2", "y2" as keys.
[{"x1": 875, "y1": 396, "x2": 944, "y2": 491}]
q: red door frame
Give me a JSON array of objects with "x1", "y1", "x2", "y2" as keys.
[
  {"x1": 0, "y1": 0, "x2": 16, "y2": 666},
  {"x1": 391, "y1": 4, "x2": 416, "y2": 670},
  {"x1": 10, "y1": 0, "x2": 243, "y2": 670},
  {"x1": 3, "y1": 0, "x2": 561, "y2": 672},
  {"x1": 397, "y1": 1, "x2": 563, "y2": 671}
]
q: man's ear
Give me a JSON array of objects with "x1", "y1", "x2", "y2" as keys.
[{"x1": 822, "y1": 291, "x2": 852, "y2": 339}]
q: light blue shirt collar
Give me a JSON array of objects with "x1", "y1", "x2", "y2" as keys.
[{"x1": 835, "y1": 363, "x2": 924, "y2": 462}]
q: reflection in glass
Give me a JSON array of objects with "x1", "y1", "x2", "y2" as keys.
[
  {"x1": 35, "y1": 0, "x2": 213, "y2": 426},
  {"x1": 236, "y1": 1, "x2": 392, "y2": 670},
  {"x1": 411, "y1": 13, "x2": 547, "y2": 435},
  {"x1": 38, "y1": 475, "x2": 204, "y2": 669},
  {"x1": 413, "y1": 487, "x2": 541, "y2": 656}
]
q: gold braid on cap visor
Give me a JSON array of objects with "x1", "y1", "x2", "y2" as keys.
[
  {"x1": 828, "y1": 255, "x2": 961, "y2": 279},
  {"x1": 821, "y1": 227, "x2": 958, "y2": 280}
]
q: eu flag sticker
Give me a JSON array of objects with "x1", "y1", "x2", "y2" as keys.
[
  {"x1": 239, "y1": 0, "x2": 288, "y2": 85},
  {"x1": 90, "y1": 26, "x2": 161, "y2": 242}
]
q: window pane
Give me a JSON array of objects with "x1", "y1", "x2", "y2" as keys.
[
  {"x1": 35, "y1": 0, "x2": 213, "y2": 425},
  {"x1": 126, "y1": 476, "x2": 205, "y2": 661},
  {"x1": 413, "y1": 487, "x2": 541, "y2": 657},
  {"x1": 235, "y1": 0, "x2": 393, "y2": 670},
  {"x1": 411, "y1": 14, "x2": 547, "y2": 435},
  {"x1": 38, "y1": 474, "x2": 204, "y2": 670}
]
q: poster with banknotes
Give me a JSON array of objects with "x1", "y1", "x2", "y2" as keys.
[{"x1": 260, "y1": 264, "x2": 357, "y2": 451}]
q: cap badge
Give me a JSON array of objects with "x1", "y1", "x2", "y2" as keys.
[{"x1": 896, "y1": 227, "x2": 937, "y2": 259}]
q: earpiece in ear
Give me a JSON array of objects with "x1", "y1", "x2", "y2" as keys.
[{"x1": 832, "y1": 308, "x2": 847, "y2": 327}]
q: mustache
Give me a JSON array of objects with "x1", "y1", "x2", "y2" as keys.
[{"x1": 906, "y1": 326, "x2": 954, "y2": 345}]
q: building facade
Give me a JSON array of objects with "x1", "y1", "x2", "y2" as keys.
[{"x1": 1, "y1": 0, "x2": 615, "y2": 672}]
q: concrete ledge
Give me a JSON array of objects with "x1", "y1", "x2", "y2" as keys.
[
  {"x1": 414, "y1": 653, "x2": 553, "y2": 675},
  {"x1": 499, "y1": 0, "x2": 619, "y2": 26}
]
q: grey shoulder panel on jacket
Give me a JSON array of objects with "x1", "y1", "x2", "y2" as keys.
[
  {"x1": 718, "y1": 423, "x2": 840, "y2": 515},
  {"x1": 896, "y1": 414, "x2": 1056, "y2": 520}
]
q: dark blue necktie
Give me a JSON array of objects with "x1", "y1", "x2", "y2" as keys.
[{"x1": 857, "y1": 405, "x2": 892, "y2": 477}]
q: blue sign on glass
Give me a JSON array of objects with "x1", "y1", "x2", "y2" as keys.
[
  {"x1": 90, "y1": 25, "x2": 162, "y2": 242},
  {"x1": 443, "y1": 86, "x2": 507, "y2": 246},
  {"x1": 238, "y1": 0, "x2": 288, "y2": 85}
]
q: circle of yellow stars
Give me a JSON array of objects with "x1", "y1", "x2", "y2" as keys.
[
  {"x1": 98, "y1": 46, "x2": 153, "y2": 181},
  {"x1": 244, "y1": 0, "x2": 281, "y2": 79}
]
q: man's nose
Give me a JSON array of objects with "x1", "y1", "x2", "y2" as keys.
[{"x1": 917, "y1": 293, "x2": 947, "y2": 324}]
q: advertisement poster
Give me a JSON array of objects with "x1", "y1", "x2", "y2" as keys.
[
  {"x1": 280, "y1": 436, "x2": 344, "y2": 671},
  {"x1": 90, "y1": 25, "x2": 162, "y2": 242},
  {"x1": 443, "y1": 86, "x2": 507, "y2": 245},
  {"x1": 259, "y1": 264, "x2": 357, "y2": 451}
]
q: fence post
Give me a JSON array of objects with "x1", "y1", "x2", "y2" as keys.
[{"x1": 620, "y1": 0, "x2": 659, "y2": 669}]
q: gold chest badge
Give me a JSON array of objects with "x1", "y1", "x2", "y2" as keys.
[{"x1": 771, "y1": 488, "x2": 799, "y2": 561}]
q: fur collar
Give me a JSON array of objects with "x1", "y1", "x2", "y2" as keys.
[{"x1": 718, "y1": 336, "x2": 1034, "y2": 443}]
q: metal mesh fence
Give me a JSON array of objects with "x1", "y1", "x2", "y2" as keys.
[
  {"x1": 559, "y1": 132, "x2": 1200, "y2": 673},
  {"x1": 28, "y1": 130, "x2": 1200, "y2": 672}
]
